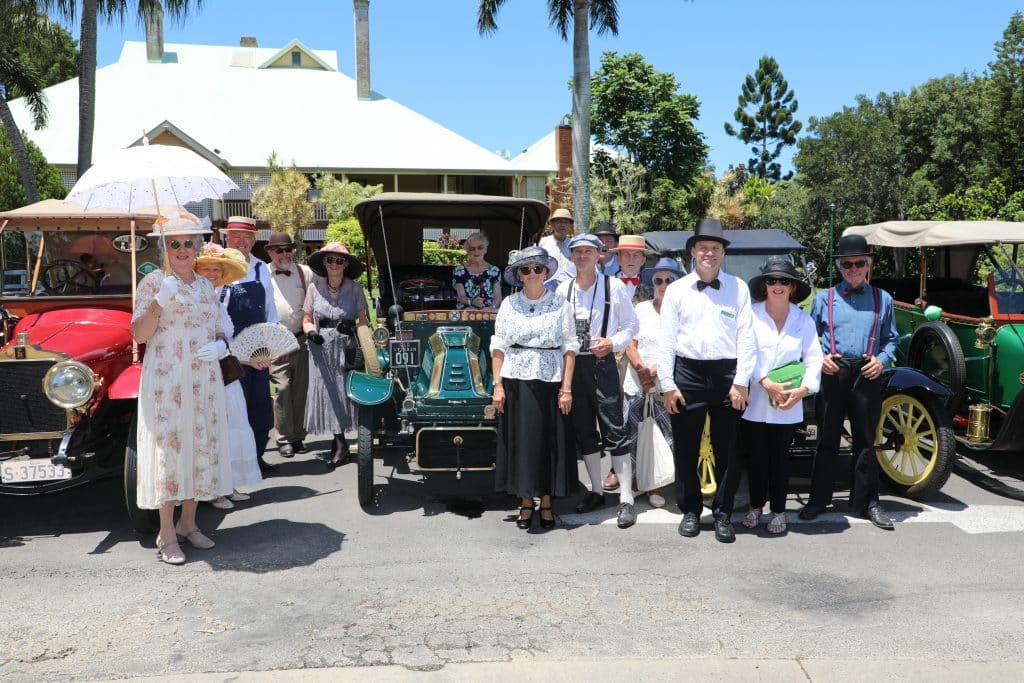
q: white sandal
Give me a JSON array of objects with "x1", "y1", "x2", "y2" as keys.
[
  {"x1": 742, "y1": 507, "x2": 762, "y2": 529},
  {"x1": 767, "y1": 512, "x2": 787, "y2": 534},
  {"x1": 156, "y1": 535, "x2": 186, "y2": 565}
]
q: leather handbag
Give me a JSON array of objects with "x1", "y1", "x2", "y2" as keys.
[{"x1": 219, "y1": 354, "x2": 245, "y2": 385}]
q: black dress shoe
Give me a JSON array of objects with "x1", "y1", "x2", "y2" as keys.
[
  {"x1": 575, "y1": 491, "x2": 606, "y2": 513},
  {"x1": 863, "y1": 505, "x2": 894, "y2": 530},
  {"x1": 291, "y1": 441, "x2": 307, "y2": 454},
  {"x1": 616, "y1": 502, "x2": 636, "y2": 529},
  {"x1": 678, "y1": 512, "x2": 700, "y2": 537},
  {"x1": 277, "y1": 442, "x2": 295, "y2": 458},
  {"x1": 798, "y1": 504, "x2": 824, "y2": 521},
  {"x1": 516, "y1": 506, "x2": 535, "y2": 530},
  {"x1": 714, "y1": 518, "x2": 736, "y2": 543}
]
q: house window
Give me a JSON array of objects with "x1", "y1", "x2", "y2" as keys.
[{"x1": 291, "y1": 51, "x2": 301, "y2": 66}]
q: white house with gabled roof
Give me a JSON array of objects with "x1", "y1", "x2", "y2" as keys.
[{"x1": 9, "y1": 3, "x2": 556, "y2": 236}]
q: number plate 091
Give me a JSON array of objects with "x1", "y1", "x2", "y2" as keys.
[
  {"x1": 389, "y1": 340, "x2": 420, "y2": 368},
  {"x1": 0, "y1": 459, "x2": 72, "y2": 483}
]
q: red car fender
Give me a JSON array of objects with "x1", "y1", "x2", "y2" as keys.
[{"x1": 107, "y1": 362, "x2": 143, "y2": 400}]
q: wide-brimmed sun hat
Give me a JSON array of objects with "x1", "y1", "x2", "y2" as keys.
[
  {"x1": 194, "y1": 243, "x2": 249, "y2": 286},
  {"x1": 308, "y1": 242, "x2": 364, "y2": 278},
  {"x1": 504, "y1": 245, "x2": 558, "y2": 286},
  {"x1": 147, "y1": 210, "x2": 211, "y2": 237},
  {"x1": 566, "y1": 233, "x2": 605, "y2": 252},
  {"x1": 685, "y1": 218, "x2": 731, "y2": 251},
  {"x1": 641, "y1": 256, "x2": 686, "y2": 287},
  {"x1": 611, "y1": 234, "x2": 656, "y2": 256},
  {"x1": 748, "y1": 257, "x2": 811, "y2": 303}
]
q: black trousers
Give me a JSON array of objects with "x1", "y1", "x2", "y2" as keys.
[
  {"x1": 668, "y1": 357, "x2": 741, "y2": 518},
  {"x1": 808, "y1": 358, "x2": 882, "y2": 512},
  {"x1": 570, "y1": 354, "x2": 629, "y2": 456},
  {"x1": 745, "y1": 421, "x2": 797, "y2": 514}
]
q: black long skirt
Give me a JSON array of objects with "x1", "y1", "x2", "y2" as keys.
[{"x1": 495, "y1": 378, "x2": 577, "y2": 499}]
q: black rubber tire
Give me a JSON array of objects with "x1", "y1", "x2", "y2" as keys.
[
  {"x1": 907, "y1": 321, "x2": 967, "y2": 410},
  {"x1": 876, "y1": 391, "x2": 957, "y2": 499},
  {"x1": 123, "y1": 415, "x2": 159, "y2": 533},
  {"x1": 357, "y1": 405, "x2": 374, "y2": 507}
]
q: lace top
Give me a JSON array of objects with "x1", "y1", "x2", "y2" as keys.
[{"x1": 490, "y1": 289, "x2": 580, "y2": 383}]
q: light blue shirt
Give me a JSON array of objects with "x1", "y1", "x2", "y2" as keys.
[{"x1": 810, "y1": 283, "x2": 897, "y2": 367}]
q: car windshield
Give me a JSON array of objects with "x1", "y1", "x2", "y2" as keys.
[{"x1": 1, "y1": 230, "x2": 158, "y2": 297}]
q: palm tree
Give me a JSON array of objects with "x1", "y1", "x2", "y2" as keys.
[
  {"x1": 0, "y1": 1, "x2": 63, "y2": 204},
  {"x1": 478, "y1": 0, "x2": 619, "y2": 231},
  {"x1": 40, "y1": 0, "x2": 204, "y2": 178}
]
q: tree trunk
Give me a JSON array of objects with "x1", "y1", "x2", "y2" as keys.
[
  {"x1": 0, "y1": 96, "x2": 40, "y2": 204},
  {"x1": 571, "y1": 0, "x2": 590, "y2": 232},
  {"x1": 77, "y1": 0, "x2": 98, "y2": 178}
]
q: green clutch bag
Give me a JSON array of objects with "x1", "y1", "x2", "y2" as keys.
[{"x1": 766, "y1": 360, "x2": 806, "y2": 390}]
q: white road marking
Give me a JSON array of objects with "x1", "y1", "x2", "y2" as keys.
[{"x1": 561, "y1": 502, "x2": 1024, "y2": 534}]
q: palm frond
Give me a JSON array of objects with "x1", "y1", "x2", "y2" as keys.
[
  {"x1": 547, "y1": 0, "x2": 573, "y2": 40},
  {"x1": 589, "y1": 0, "x2": 619, "y2": 35},
  {"x1": 477, "y1": 0, "x2": 506, "y2": 35},
  {"x1": 0, "y1": 54, "x2": 48, "y2": 128}
]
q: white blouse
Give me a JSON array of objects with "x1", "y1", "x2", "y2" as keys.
[
  {"x1": 490, "y1": 289, "x2": 580, "y2": 383},
  {"x1": 623, "y1": 300, "x2": 661, "y2": 396},
  {"x1": 742, "y1": 302, "x2": 824, "y2": 425}
]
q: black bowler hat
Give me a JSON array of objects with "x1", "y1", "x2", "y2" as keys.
[
  {"x1": 685, "y1": 218, "x2": 731, "y2": 250},
  {"x1": 748, "y1": 257, "x2": 812, "y2": 303},
  {"x1": 836, "y1": 234, "x2": 872, "y2": 258},
  {"x1": 592, "y1": 221, "x2": 619, "y2": 239}
]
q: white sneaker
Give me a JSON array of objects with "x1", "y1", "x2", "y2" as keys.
[
  {"x1": 648, "y1": 493, "x2": 666, "y2": 508},
  {"x1": 228, "y1": 491, "x2": 250, "y2": 502},
  {"x1": 210, "y1": 496, "x2": 234, "y2": 510}
]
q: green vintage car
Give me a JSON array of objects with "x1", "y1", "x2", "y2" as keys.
[
  {"x1": 346, "y1": 193, "x2": 549, "y2": 507},
  {"x1": 845, "y1": 221, "x2": 1024, "y2": 469}
]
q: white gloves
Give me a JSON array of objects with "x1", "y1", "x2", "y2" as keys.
[
  {"x1": 154, "y1": 276, "x2": 179, "y2": 307},
  {"x1": 196, "y1": 339, "x2": 228, "y2": 362}
]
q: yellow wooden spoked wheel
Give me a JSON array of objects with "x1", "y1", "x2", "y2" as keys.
[
  {"x1": 699, "y1": 415, "x2": 717, "y2": 496},
  {"x1": 875, "y1": 392, "x2": 956, "y2": 498}
]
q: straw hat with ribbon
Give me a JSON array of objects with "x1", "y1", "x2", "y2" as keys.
[{"x1": 194, "y1": 242, "x2": 249, "y2": 287}]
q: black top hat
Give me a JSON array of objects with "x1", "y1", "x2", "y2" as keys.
[
  {"x1": 748, "y1": 257, "x2": 811, "y2": 303},
  {"x1": 685, "y1": 218, "x2": 731, "y2": 250},
  {"x1": 835, "y1": 234, "x2": 872, "y2": 258},
  {"x1": 592, "y1": 221, "x2": 619, "y2": 238}
]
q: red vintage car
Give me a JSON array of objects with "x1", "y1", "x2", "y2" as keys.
[{"x1": 0, "y1": 200, "x2": 159, "y2": 530}]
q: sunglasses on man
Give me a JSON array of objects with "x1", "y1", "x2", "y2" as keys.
[
  {"x1": 839, "y1": 259, "x2": 869, "y2": 270},
  {"x1": 764, "y1": 276, "x2": 794, "y2": 286},
  {"x1": 517, "y1": 265, "x2": 546, "y2": 275},
  {"x1": 168, "y1": 239, "x2": 195, "y2": 250},
  {"x1": 270, "y1": 246, "x2": 294, "y2": 254},
  {"x1": 323, "y1": 255, "x2": 348, "y2": 265}
]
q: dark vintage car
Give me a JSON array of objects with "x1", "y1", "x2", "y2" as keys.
[
  {"x1": 646, "y1": 227, "x2": 956, "y2": 498},
  {"x1": 0, "y1": 200, "x2": 160, "y2": 530},
  {"x1": 844, "y1": 220, "x2": 1024, "y2": 465},
  {"x1": 346, "y1": 193, "x2": 549, "y2": 507}
]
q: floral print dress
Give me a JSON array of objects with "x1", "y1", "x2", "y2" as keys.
[
  {"x1": 452, "y1": 263, "x2": 501, "y2": 309},
  {"x1": 133, "y1": 271, "x2": 233, "y2": 509}
]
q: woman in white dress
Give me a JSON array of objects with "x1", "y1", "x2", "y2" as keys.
[
  {"x1": 491, "y1": 246, "x2": 578, "y2": 531},
  {"x1": 130, "y1": 213, "x2": 233, "y2": 565},
  {"x1": 742, "y1": 258, "x2": 823, "y2": 534},
  {"x1": 618, "y1": 257, "x2": 684, "y2": 528},
  {"x1": 194, "y1": 243, "x2": 263, "y2": 509}
]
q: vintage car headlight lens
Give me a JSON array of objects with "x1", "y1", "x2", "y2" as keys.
[
  {"x1": 372, "y1": 327, "x2": 391, "y2": 347},
  {"x1": 43, "y1": 361, "x2": 97, "y2": 409}
]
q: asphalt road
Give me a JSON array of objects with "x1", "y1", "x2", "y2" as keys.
[{"x1": 2, "y1": 440, "x2": 1024, "y2": 681}]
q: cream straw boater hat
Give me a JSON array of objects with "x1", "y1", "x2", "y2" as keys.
[{"x1": 194, "y1": 243, "x2": 249, "y2": 286}]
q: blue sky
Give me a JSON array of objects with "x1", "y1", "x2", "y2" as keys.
[{"x1": 80, "y1": 0, "x2": 1022, "y2": 175}]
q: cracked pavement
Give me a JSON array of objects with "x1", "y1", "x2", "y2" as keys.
[{"x1": 2, "y1": 440, "x2": 1024, "y2": 680}]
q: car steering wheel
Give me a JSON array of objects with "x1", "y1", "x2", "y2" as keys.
[
  {"x1": 994, "y1": 274, "x2": 1024, "y2": 294},
  {"x1": 398, "y1": 277, "x2": 444, "y2": 297},
  {"x1": 40, "y1": 260, "x2": 100, "y2": 295}
]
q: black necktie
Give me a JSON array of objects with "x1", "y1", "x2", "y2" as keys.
[
  {"x1": 275, "y1": 270, "x2": 291, "y2": 276},
  {"x1": 843, "y1": 286, "x2": 864, "y2": 296},
  {"x1": 696, "y1": 278, "x2": 720, "y2": 292}
]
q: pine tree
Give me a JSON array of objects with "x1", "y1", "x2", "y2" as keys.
[
  {"x1": 987, "y1": 11, "x2": 1024, "y2": 193},
  {"x1": 724, "y1": 56, "x2": 802, "y2": 181}
]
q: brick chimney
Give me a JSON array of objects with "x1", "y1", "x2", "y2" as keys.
[
  {"x1": 144, "y1": 3, "x2": 164, "y2": 63},
  {"x1": 354, "y1": 0, "x2": 371, "y2": 99},
  {"x1": 240, "y1": 36, "x2": 258, "y2": 48},
  {"x1": 553, "y1": 119, "x2": 573, "y2": 209}
]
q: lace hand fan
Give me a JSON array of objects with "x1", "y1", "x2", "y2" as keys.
[{"x1": 230, "y1": 323, "x2": 299, "y2": 364}]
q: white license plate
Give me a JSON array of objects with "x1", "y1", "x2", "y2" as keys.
[
  {"x1": 0, "y1": 459, "x2": 72, "y2": 483},
  {"x1": 804, "y1": 424, "x2": 818, "y2": 440}
]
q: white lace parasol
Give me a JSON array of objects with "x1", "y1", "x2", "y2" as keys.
[{"x1": 230, "y1": 323, "x2": 299, "y2": 364}]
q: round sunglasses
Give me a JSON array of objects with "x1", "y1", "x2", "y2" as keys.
[
  {"x1": 517, "y1": 265, "x2": 547, "y2": 275},
  {"x1": 652, "y1": 276, "x2": 676, "y2": 286},
  {"x1": 323, "y1": 255, "x2": 348, "y2": 265},
  {"x1": 168, "y1": 239, "x2": 195, "y2": 250}
]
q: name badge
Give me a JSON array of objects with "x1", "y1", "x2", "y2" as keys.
[{"x1": 720, "y1": 308, "x2": 735, "y2": 319}]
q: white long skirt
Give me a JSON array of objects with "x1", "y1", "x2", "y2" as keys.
[{"x1": 225, "y1": 381, "x2": 263, "y2": 488}]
